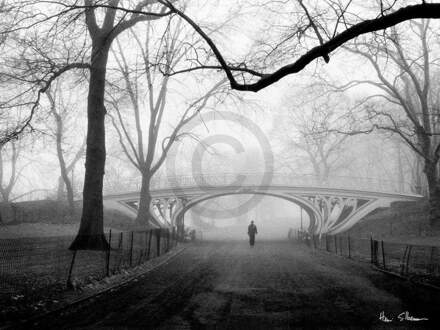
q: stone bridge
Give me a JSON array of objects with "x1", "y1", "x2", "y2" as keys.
[{"x1": 103, "y1": 173, "x2": 421, "y2": 235}]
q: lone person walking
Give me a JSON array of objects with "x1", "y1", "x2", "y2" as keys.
[{"x1": 248, "y1": 220, "x2": 258, "y2": 247}]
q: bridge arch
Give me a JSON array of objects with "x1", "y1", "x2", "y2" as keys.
[
  {"x1": 172, "y1": 191, "x2": 321, "y2": 232},
  {"x1": 102, "y1": 173, "x2": 422, "y2": 234}
]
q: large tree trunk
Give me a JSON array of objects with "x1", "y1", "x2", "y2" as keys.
[
  {"x1": 425, "y1": 161, "x2": 440, "y2": 230},
  {"x1": 69, "y1": 41, "x2": 110, "y2": 250},
  {"x1": 135, "y1": 172, "x2": 154, "y2": 227}
]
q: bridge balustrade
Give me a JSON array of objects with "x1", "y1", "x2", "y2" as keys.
[{"x1": 105, "y1": 173, "x2": 415, "y2": 195}]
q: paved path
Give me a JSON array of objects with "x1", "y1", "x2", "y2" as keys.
[{"x1": 32, "y1": 241, "x2": 439, "y2": 329}]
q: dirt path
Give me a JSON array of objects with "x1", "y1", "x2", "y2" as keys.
[{"x1": 27, "y1": 241, "x2": 439, "y2": 329}]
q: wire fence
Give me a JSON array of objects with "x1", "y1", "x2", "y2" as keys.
[
  {"x1": 292, "y1": 230, "x2": 440, "y2": 288},
  {"x1": 0, "y1": 228, "x2": 180, "y2": 299}
]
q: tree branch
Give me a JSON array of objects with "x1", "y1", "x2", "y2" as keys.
[
  {"x1": 160, "y1": 1, "x2": 440, "y2": 91},
  {"x1": 0, "y1": 62, "x2": 90, "y2": 145}
]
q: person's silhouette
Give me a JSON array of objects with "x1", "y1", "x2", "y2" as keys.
[{"x1": 248, "y1": 220, "x2": 258, "y2": 247}]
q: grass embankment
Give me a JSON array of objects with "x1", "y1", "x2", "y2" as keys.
[
  {"x1": 0, "y1": 200, "x2": 154, "y2": 323},
  {"x1": 0, "y1": 200, "x2": 135, "y2": 238},
  {"x1": 347, "y1": 199, "x2": 440, "y2": 245}
]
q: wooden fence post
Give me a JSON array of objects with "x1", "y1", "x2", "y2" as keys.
[
  {"x1": 156, "y1": 229, "x2": 161, "y2": 256},
  {"x1": 66, "y1": 250, "x2": 77, "y2": 288},
  {"x1": 137, "y1": 247, "x2": 143, "y2": 266},
  {"x1": 129, "y1": 231, "x2": 134, "y2": 267},
  {"x1": 381, "y1": 240, "x2": 386, "y2": 270},
  {"x1": 147, "y1": 230, "x2": 153, "y2": 258},
  {"x1": 118, "y1": 232, "x2": 123, "y2": 248},
  {"x1": 370, "y1": 236, "x2": 378, "y2": 265},
  {"x1": 144, "y1": 231, "x2": 149, "y2": 261},
  {"x1": 106, "y1": 230, "x2": 112, "y2": 276},
  {"x1": 116, "y1": 232, "x2": 124, "y2": 270},
  {"x1": 429, "y1": 246, "x2": 435, "y2": 273},
  {"x1": 373, "y1": 240, "x2": 378, "y2": 265},
  {"x1": 405, "y1": 246, "x2": 413, "y2": 275},
  {"x1": 400, "y1": 246, "x2": 409, "y2": 275},
  {"x1": 347, "y1": 236, "x2": 351, "y2": 259}
]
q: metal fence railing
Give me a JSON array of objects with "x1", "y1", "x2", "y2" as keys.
[
  {"x1": 107, "y1": 172, "x2": 417, "y2": 195},
  {"x1": 0, "y1": 228, "x2": 180, "y2": 299},
  {"x1": 292, "y1": 230, "x2": 440, "y2": 288}
]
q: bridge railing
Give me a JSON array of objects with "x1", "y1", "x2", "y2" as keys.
[{"x1": 106, "y1": 173, "x2": 417, "y2": 195}]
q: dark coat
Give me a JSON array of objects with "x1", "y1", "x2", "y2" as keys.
[{"x1": 248, "y1": 223, "x2": 258, "y2": 236}]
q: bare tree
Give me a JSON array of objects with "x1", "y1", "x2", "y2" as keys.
[
  {"x1": 0, "y1": 141, "x2": 20, "y2": 202},
  {"x1": 66, "y1": 0, "x2": 175, "y2": 249},
  {"x1": 2, "y1": 1, "x2": 440, "y2": 249},
  {"x1": 392, "y1": 137, "x2": 427, "y2": 195},
  {"x1": 0, "y1": 1, "x2": 9, "y2": 47},
  {"x1": 45, "y1": 82, "x2": 86, "y2": 213},
  {"x1": 329, "y1": 20, "x2": 440, "y2": 226},
  {"x1": 273, "y1": 88, "x2": 350, "y2": 182},
  {"x1": 162, "y1": 1, "x2": 440, "y2": 91},
  {"x1": 0, "y1": 1, "x2": 177, "y2": 249},
  {"x1": 409, "y1": 153, "x2": 428, "y2": 195},
  {"x1": 108, "y1": 21, "x2": 227, "y2": 227}
]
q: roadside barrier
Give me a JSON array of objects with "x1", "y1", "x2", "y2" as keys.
[
  {"x1": 0, "y1": 228, "x2": 179, "y2": 299},
  {"x1": 293, "y1": 230, "x2": 440, "y2": 287}
]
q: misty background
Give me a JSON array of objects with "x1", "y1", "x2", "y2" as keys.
[{"x1": 0, "y1": 1, "x2": 430, "y2": 239}]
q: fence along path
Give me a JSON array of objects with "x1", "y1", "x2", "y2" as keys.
[
  {"x1": 0, "y1": 229, "x2": 178, "y2": 299},
  {"x1": 296, "y1": 232, "x2": 440, "y2": 287}
]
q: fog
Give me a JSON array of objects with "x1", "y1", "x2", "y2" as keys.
[
  {"x1": 0, "y1": 1, "x2": 432, "y2": 239},
  {"x1": 186, "y1": 195, "x2": 308, "y2": 240}
]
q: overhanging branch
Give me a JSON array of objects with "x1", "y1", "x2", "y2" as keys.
[
  {"x1": 0, "y1": 62, "x2": 90, "y2": 145},
  {"x1": 159, "y1": 1, "x2": 440, "y2": 92}
]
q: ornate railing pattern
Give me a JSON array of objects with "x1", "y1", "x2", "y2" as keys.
[{"x1": 104, "y1": 173, "x2": 417, "y2": 196}]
